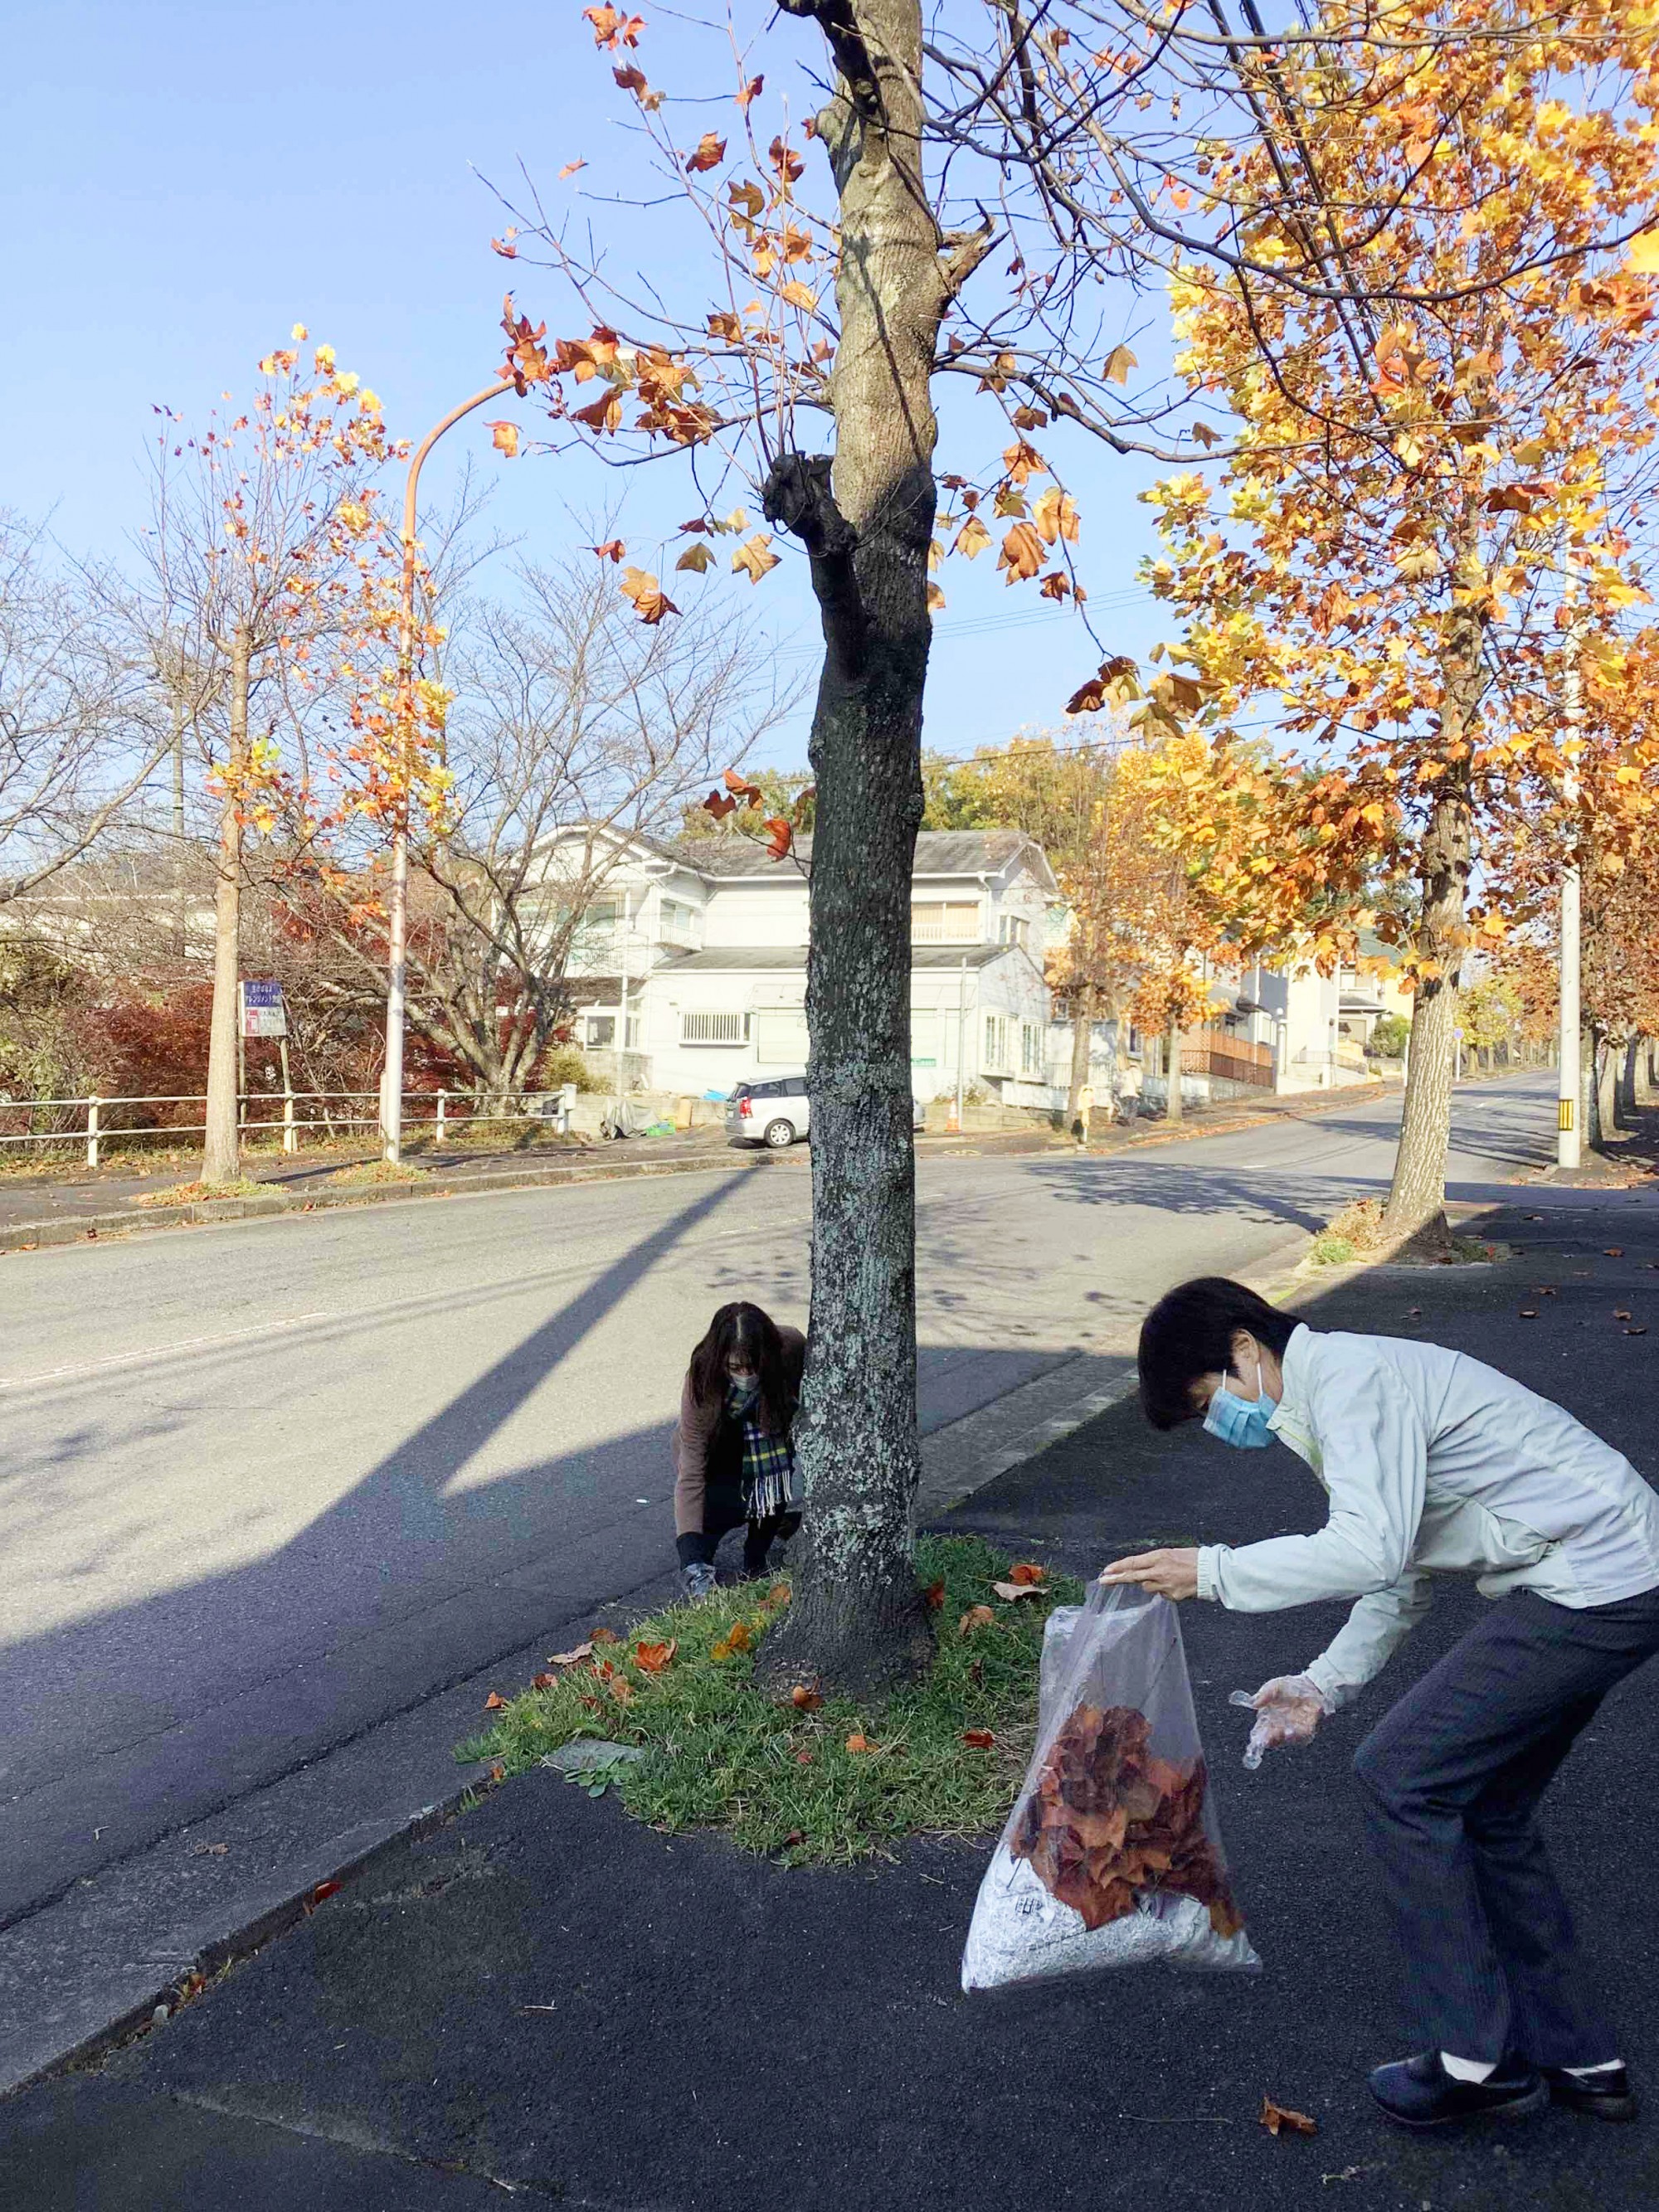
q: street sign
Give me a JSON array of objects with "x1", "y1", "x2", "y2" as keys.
[{"x1": 240, "y1": 979, "x2": 288, "y2": 1039}]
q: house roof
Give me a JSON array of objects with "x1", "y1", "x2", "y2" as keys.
[
  {"x1": 645, "y1": 943, "x2": 1010, "y2": 973},
  {"x1": 666, "y1": 829, "x2": 1057, "y2": 889}
]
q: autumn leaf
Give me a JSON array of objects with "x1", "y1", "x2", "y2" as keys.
[
  {"x1": 993, "y1": 1579, "x2": 1045, "y2": 1602},
  {"x1": 1606, "y1": 1247, "x2": 1625, "y2": 1258},
  {"x1": 791, "y1": 1685, "x2": 824, "y2": 1709},
  {"x1": 490, "y1": 234, "x2": 518, "y2": 260},
  {"x1": 608, "y1": 1675, "x2": 635, "y2": 1705},
  {"x1": 1039, "y1": 572, "x2": 1071, "y2": 601},
  {"x1": 844, "y1": 1732, "x2": 872, "y2": 1754},
  {"x1": 531, "y1": 1671, "x2": 558, "y2": 1690},
  {"x1": 997, "y1": 523, "x2": 1044, "y2": 584},
  {"x1": 769, "y1": 134, "x2": 805, "y2": 184},
  {"x1": 635, "y1": 1638, "x2": 678, "y2": 1672},
  {"x1": 582, "y1": 3, "x2": 644, "y2": 46},
  {"x1": 675, "y1": 541, "x2": 714, "y2": 573},
  {"x1": 591, "y1": 1627, "x2": 620, "y2": 1646},
  {"x1": 487, "y1": 420, "x2": 520, "y2": 458},
  {"x1": 737, "y1": 73, "x2": 763, "y2": 109},
  {"x1": 923, "y1": 1579, "x2": 946, "y2": 1612},
  {"x1": 957, "y1": 1604, "x2": 995, "y2": 1636},
  {"x1": 1103, "y1": 343, "x2": 1137, "y2": 384},
  {"x1": 763, "y1": 816, "x2": 794, "y2": 861},
  {"x1": 1032, "y1": 486, "x2": 1080, "y2": 546},
  {"x1": 1007, "y1": 1562, "x2": 1044, "y2": 1586},
  {"x1": 726, "y1": 1620, "x2": 752, "y2": 1653},
  {"x1": 619, "y1": 566, "x2": 679, "y2": 624},
  {"x1": 779, "y1": 280, "x2": 819, "y2": 311},
  {"x1": 557, "y1": 158, "x2": 588, "y2": 180},
  {"x1": 710, "y1": 1637, "x2": 732, "y2": 1660},
  {"x1": 953, "y1": 514, "x2": 992, "y2": 559},
  {"x1": 961, "y1": 1729, "x2": 996, "y2": 1749},
  {"x1": 1259, "y1": 2098, "x2": 1317, "y2": 2137},
  {"x1": 686, "y1": 132, "x2": 727, "y2": 174},
  {"x1": 722, "y1": 766, "x2": 763, "y2": 802},
  {"x1": 766, "y1": 1582, "x2": 791, "y2": 1607},
  {"x1": 484, "y1": 1691, "x2": 508, "y2": 1710},
  {"x1": 927, "y1": 581, "x2": 946, "y2": 611},
  {"x1": 572, "y1": 389, "x2": 623, "y2": 435},
  {"x1": 732, "y1": 533, "x2": 781, "y2": 584},
  {"x1": 547, "y1": 1641, "x2": 594, "y2": 1665}
]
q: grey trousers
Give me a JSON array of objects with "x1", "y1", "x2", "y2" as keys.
[{"x1": 1353, "y1": 1584, "x2": 1659, "y2": 2066}]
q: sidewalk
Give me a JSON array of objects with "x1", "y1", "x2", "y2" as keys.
[{"x1": 12, "y1": 1190, "x2": 1656, "y2": 2208}]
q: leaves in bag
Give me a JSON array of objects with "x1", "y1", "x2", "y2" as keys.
[{"x1": 1010, "y1": 1701, "x2": 1243, "y2": 1938}]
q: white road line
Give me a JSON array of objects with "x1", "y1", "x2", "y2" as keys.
[{"x1": 0, "y1": 1310, "x2": 339, "y2": 1392}]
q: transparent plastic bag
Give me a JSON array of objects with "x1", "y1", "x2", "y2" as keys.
[{"x1": 962, "y1": 1582, "x2": 1260, "y2": 1991}]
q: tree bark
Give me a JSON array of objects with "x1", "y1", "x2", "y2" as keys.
[
  {"x1": 1384, "y1": 784, "x2": 1472, "y2": 1237},
  {"x1": 1165, "y1": 1017, "x2": 1183, "y2": 1123},
  {"x1": 202, "y1": 625, "x2": 250, "y2": 1185},
  {"x1": 757, "y1": 0, "x2": 989, "y2": 1694},
  {"x1": 1066, "y1": 982, "x2": 1096, "y2": 1124}
]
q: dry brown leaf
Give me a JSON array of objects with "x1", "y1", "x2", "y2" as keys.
[
  {"x1": 484, "y1": 1690, "x2": 508, "y2": 1710},
  {"x1": 993, "y1": 1580, "x2": 1045, "y2": 1602},
  {"x1": 924, "y1": 1579, "x2": 946, "y2": 1611},
  {"x1": 791, "y1": 1685, "x2": 824, "y2": 1709},
  {"x1": 1259, "y1": 2097, "x2": 1317, "y2": 2137},
  {"x1": 591, "y1": 1628, "x2": 620, "y2": 1646},
  {"x1": 635, "y1": 1638, "x2": 677, "y2": 1673},
  {"x1": 685, "y1": 131, "x2": 727, "y2": 173},
  {"x1": 547, "y1": 1642, "x2": 595, "y2": 1666},
  {"x1": 732, "y1": 533, "x2": 781, "y2": 584},
  {"x1": 1009, "y1": 1562, "x2": 1046, "y2": 1586},
  {"x1": 957, "y1": 1604, "x2": 995, "y2": 1636},
  {"x1": 674, "y1": 541, "x2": 714, "y2": 573}
]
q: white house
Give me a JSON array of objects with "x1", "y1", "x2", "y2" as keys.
[{"x1": 536, "y1": 827, "x2": 1061, "y2": 1106}]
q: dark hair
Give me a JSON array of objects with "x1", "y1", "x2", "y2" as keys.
[
  {"x1": 1137, "y1": 1277, "x2": 1299, "y2": 1432},
  {"x1": 688, "y1": 1301, "x2": 796, "y2": 1437}
]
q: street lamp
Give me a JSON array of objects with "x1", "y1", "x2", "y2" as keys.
[{"x1": 380, "y1": 379, "x2": 517, "y2": 1162}]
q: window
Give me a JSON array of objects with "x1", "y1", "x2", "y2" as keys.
[
  {"x1": 659, "y1": 897, "x2": 698, "y2": 946},
  {"x1": 584, "y1": 898, "x2": 621, "y2": 929},
  {"x1": 584, "y1": 1014, "x2": 615, "y2": 1048},
  {"x1": 911, "y1": 901, "x2": 980, "y2": 944},
  {"x1": 983, "y1": 1014, "x2": 1010, "y2": 1072},
  {"x1": 997, "y1": 913, "x2": 1030, "y2": 950},
  {"x1": 1020, "y1": 1022, "x2": 1042, "y2": 1075},
  {"x1": 680, "y1": 1010, "x2": 749, "y2": 1045}
]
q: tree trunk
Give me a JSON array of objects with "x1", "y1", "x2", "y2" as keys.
[
  {"x1": 1066, "y1": 981, "x2": 1096, "y2": 1124},
  {"x1": 1165, "y1": 1018, "x2": 1183, "y2": 1123},
  {"x1": 1384, "y1": 785, "x2": 1472, "y2": 1237},
  {"x1": 202, "y1": 625, "x2": 250, "y2": 1185},
  {"x1": 757, "y1": 0, "x2": 985, "y2": 1694}
]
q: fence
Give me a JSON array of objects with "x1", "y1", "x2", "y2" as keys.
[
  {"x1": 1176, "y1": 1028, "x2": 1274, "y2": 1089},
  {"x1": 0, "y1": 1090, "x2": 572, "y2": 1167}
]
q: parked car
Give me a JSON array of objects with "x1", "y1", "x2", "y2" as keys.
[{"x1": 727, "y1": 1075, "x2": 928, "y2": 1149}]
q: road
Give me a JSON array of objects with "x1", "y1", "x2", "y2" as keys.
[{"x1": 1, "y1": 1073, "x2": 1564, "y2": 1930}]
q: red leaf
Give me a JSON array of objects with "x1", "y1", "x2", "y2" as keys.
[
  {"x1": 685, "y1": 132, "x2": 727, "y2": 174},
  {"x1": 961, "y1": 1728, "x2": 995, "y2": 1748},
  {"x1": 923, "y1": 1579, "x2": 946, "y2": 1612},
  {"x1": 591, "y1": 538, "x2": 625, "y2": 562},
  {"x1": 311, "y1": 1879, "x2": 343, "y2": 1905},
  {"x1": 1009, "y1": 1562, "x2": 1046, "y2": 1586},
  {"x1": 791, "y1": 1685, "x2": 823, "y2": 1709},
  {"x1": 763, "y1": 815, "x2": 793, "y2": 861}
]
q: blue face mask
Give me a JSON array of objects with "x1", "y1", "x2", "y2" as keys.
[{"x1": 1203, "y1": 1351, "x2": 1277, "y2": 1450}]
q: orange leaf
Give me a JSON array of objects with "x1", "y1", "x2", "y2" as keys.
[
  {"x1": 961, "y1": 1729, "x2": 995, "y2": 1749},
  {"x1": 618, "y1": 566, "x2": 679, "y2": 625},
  {"x1": 591, "y1": 538, "x2": 625, "y2": 562},
  {"x1": 490, "y1": 1762, "x2": 506, "y2": 1783},
  {"x1": 766, "y1": 1582, "x2": 791, "y2": 1608},
  {"x1": 635, "y1": 1638, "x2": 678, "y2": 1673},
  {"x1": 557, "y1": 158, "x2": 587, "y2": 180},
  {"x1": 763, "y1": 816, "x2": 793, "y2": 862},
  {"x1": 686, "y1": 132, "x2": 727, "y2": 174},
  {"x1": 996, "y1": 522, "x2": 1044, "y2": 584},
  {"x1": 608, "y1": 1675, "x2": 635, "y2": 1704},
  {"x1": 844, "y1": 1732, "x2": 871, "y2": 1754},
  {"x1": 487, "y1": 420, "x2": 520, "y2": 458},
  {"x1": 1259, "y1": 2098, "x2": 1317, "y2": 2137},
  {"x1": 957, "y1": 1604, "x2": 995, "y2": 1636},
  {"x1": 923, "y1": 1579, "x2": 946, "y2": 1611},
  {"x1": 725, "y1": 1620, "x2": 752, "y2": 1653},
  {"x1": 710, "y1": 1638, "x2": 732, "y2": 1661},
  {"x1": 591, "y1": 1627, "x2": 620, "y2": 1646},
  {"x1": 532, "y1": 1671, "x2": 557, "y2": 1690},
  {"x1": 737, "y1": 73, "x2": 763, "y2": 109},
  {"x1": 572, "y1": 389, "x2": 623, "y2": 435},
  {"x1": 1606, "y1": 1247, "x2": 1625, "y2": 1257},
  {"x1": 490, "y1": 235, "x2": 518, "y2": 260},
  {"x1": 583, "y1": 3, "x2": 643, "y2": 46},
  {"x1": 484, "y1": 1690, "x2": 508, "y2": 1710},
  {"x1": 791, "y1": 1685, "x2": 824, "y2": 1709},
  {"x1": 1010, "y1": 1562, "x2": 1046, "y2": 1586}
]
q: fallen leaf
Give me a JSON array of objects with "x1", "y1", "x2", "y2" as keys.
[
  {"x1": 1259, "y1": 2097, "x2": 1317, "y2": 2137},
  {"x1": 766, "y1": 1582, "x2": 791, "y2": 1608},
  {"x1": 1627, "y1": 1325, "x2": 1649, "y2": 1336},
  {"x1": 1607, "y1": 1247, "x2": 1625, "y2": 1257},
  {"x1": 190, "y1": 1842, "x2": 229, "y2": 1856},
  {"x1": 924, "y1": 1578, "x2": 946, "y2": 1612},
  {"x1": 310, "y1": 1879, "x2": 343, "y2": 1906},
  {"x1": 784, "y1": 1827, "x2": 805, "y2": 1845},
  {"x1": 1519, "y1": 1309, "x2": 1539, "y2": 1319},
  {"x1": 484, "y1": 1690, "x2": 508, "y2": 1710},
  {"x1": 531, "y1": 1671, "x2": 558, "y2": 1690},
  {"x1": 1615, "y1": 1310, "x2": 1633, "y2": 1323},
  {"x1": 844, "y1": 1733, "x2": 871, "y2": 1754},
  {"x1": 1009, "y1": 1562, "x2": 1046, "y2": 1586},
  {"x1": 608, "y1": 1675, "x2": 635, "y2": 1705},
  {"x1": 547, "y1": 1642, "x2": 594, "y2": 1665},
  {"x1": 725, "y1": 1620, "x2": 753, "y2": 1652},
  {"x1": 591, "y1": 1628, "x2": 620, "y2": 1646},
  {"x1": 958, "y1": 1604, "x2": 995, "y2": 1636},
  {"x1": 490, "y1": 1762, "x2": 506, "y2": 1783},
  {"x1": 794, "y1": 1753, "x2": 814, "y2": 1767},
  {"x1": 993, "y1": 1580, "x2": 1045, "y2": 1601},
  {"x1": 710, "y1": 1638, "x2": 732, "y2": 1661},
  {"x1": 791, "y1": 1685, "x2": 824, "y2": 1709},
  {"x1": 961, "y1": 1729, "x2": 995, "y2": 1748},
  {"x1": 635, "y1": 1638, "x2": 677, "y2": 1673}
]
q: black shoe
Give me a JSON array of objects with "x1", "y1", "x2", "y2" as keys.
[
  {"x1": 1540, "y1": 2064, "x2": 1638, "y2": 2122},
  {"x1": 1368, "y1": 2053, "x2": 1548, "y2": 2130}
]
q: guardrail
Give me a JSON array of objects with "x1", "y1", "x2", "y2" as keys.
[{"x1": 0, "y1": 1091, "x2": 571, "y2": 1167}]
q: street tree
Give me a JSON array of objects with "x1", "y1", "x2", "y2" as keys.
[
  {"x1": 1142, "y1": 0, "x2": 1659, "y2": 1236},
  {"x1": 141, "y1": 332, "x2": 399, "y2": 1184}
]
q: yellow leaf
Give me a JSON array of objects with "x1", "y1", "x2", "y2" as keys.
[
  {"x1": 953, "y1": 514, "x2": 992, "y2": 558},
  {"x1": 674, "y1": 541, "x2": 714, "y2": 572},
  {"x1": 927, "y1": 581, "x2": 946, "y2": 611},
  {"x1": 1624, "y1": 232, "x2": 1659, "y2": 275},
  {"x1": 779, "y1": 280, "x2": 818, "y2": 311},
  {"x1": 732, "y1": 533, "x2": 781, "y2": 584},
  {"x1": 1104, "y1": 343, "x2": 1137, "y2": 384}
]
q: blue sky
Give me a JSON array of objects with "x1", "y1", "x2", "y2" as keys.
[{"x1": 3, "y1": 0, "x2": 1177, "y2": 772}]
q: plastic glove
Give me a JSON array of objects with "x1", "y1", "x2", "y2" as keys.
[
  {"x1": 1228, "y1": 1674, "x2": 1331, "y2": 1769},
  {"x1": 679, "y1": 1560, "x2": 718, "y2": 1602}
]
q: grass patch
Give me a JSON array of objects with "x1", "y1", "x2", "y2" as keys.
[
  {"x1": 325, "y1": 1159, "x2": 424, "y2": 1188},
  {"x1": 458, "y1": 1534, "x2": 1083, "y2": 1865},
  {"x1": 1309, "y1": 1197, "x2": 1500, "y2": 1269},
  {"x1": 131, "y1": 1177, "x2": 264, "y2": 1207},
  {"x1": 1309, "y1": 1232, "x2": 1358, "y2": 1267}
]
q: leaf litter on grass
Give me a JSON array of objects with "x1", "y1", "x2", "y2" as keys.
[{"x1": 456, "y1": 1535, "x2": 1083, "y2": 1867}]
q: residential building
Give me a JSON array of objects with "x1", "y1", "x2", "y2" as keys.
[{"x1": 538, "y1": 828, "x2": 1060, "y2": 1105}]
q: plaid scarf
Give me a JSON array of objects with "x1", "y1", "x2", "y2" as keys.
[{"x1": 726, "y1": 1380, "x2": 796, "y2": 1520}]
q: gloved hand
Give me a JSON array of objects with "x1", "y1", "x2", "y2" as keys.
[
  {"x1": 1228, "y1": 1674, "x2": 1331, "y2": 1769},
  {"x1": 679, "y1": 1559, "x2": 718, "y2": 1602}
]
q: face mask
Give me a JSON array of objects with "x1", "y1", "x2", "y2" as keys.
[
  {"x1": 1203, "y1": 1349, "x2": 1277, "y2": 1451},
  {"x1": 727, "y1": 1373, "x2": 760, "y2": 1411}
]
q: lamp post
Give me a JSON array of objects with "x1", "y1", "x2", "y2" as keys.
[
  {"x1": 380, "y1": 379, "x2": 516, "y2": 1162},
  {"x1": 1556, "y1": 614, "x2": 1585, "y2": 1172}
]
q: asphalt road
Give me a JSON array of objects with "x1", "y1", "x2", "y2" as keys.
[{"x1": 1, "y1": 1074, "x2": 1561, "y2": 1932}]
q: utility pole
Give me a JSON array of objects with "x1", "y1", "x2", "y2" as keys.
[
  {"x1": 949, "y1": 953, "x2": 967, "y2": 1133},
  {"x1": 1557, "y1": 615, "x2": 1584, "y2": 1171},
  {"x1": 381, "y1": 378, "x2": 518, "y2": 1162}
]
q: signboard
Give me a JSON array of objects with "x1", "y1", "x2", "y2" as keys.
[{"x1": 240, "y1": 979, "x2": 288, "y2": 1039}]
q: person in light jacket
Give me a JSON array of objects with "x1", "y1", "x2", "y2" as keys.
[
  {"x1": 674, "y1": 1301, "x2": 805, "y2": 1601},
  {"x1": 1104, "y1": 1276, "x2": 1659, "y2": 2132}
]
